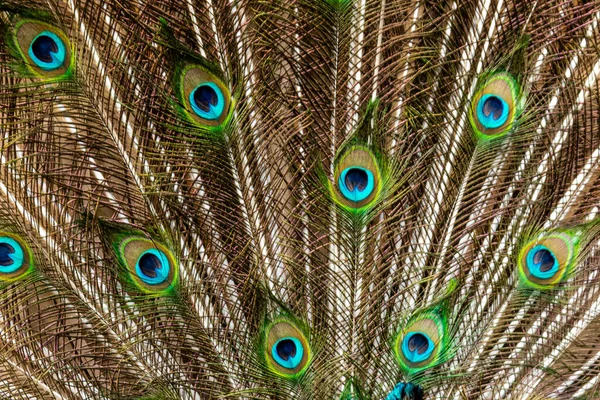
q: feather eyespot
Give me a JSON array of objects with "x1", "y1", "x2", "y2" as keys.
[
  {"x1": 518, "y1": 232, "x2": 576, "y2": 289},
  {"x1": 264, "y1": 319, "x2": 311, "y2": 379},
  {"x1": 0, "y1": 233, "x2": 33, "y2": 282},
  {"x1": 469, "y1": 72, "x2": 520, "y2": 139},
  {"x1": 28, "y1": 31, "x2": 66, "y2": 70},
  {"x1": 179, "y1": 64, "x2": 232, "y2": 129},
  {"x1": 114, "y1": 236, "x2": 178, "y2": 294},
  {"x1": 477, "y1": 94, "x2": 509, "y2": 129},
  {"x1": 394, "y1": 311, "x2": 447, "y2": 374},
  {"x1": 189, "y1": 82, "x2": 225, "y2": 121},
  {"x1": 272, "y1": 337, "x2": 304, "y2": 369},
  {"x1": 402, "y1": 331, "x2": 435, "y2": 364},
  {"x1": 338, "y1": 166, "x2": 375, "y2": 202},
  {"x1": 11, "y1": 20, "x2": 71, "y2": 78},
  {"x1": 333, "y1": 146, "x2": 381, "y2": 210},
  {"x1": 136, "y1": 248, "x2": 171, "y2": 286}
]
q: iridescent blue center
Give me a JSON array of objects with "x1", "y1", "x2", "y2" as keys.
[
  {"x1": 526, "y1": 245, "x2": 558, "y2": 279},
  {"x1": 0, "y1": 243, "x2": 16, "y2": 267},
  {"x1": 338, "y1": 167, "x2": 374, "y2": 202},
  {"x1": 402, "y1": 332, "x2": 434, "y2": 363},
  {"x1": 135, "y1": 249, "x2": 170, "y2": 285},
  {"x1": 28, "y1": 31, "x2": 66, "y2": 71},
  {"x1": 476, "y1": 94, "x2": 509, "y2": 129},
  {"x1": 0, "y1": 237, "x2": 25, "y2": 274},
  {"x1": 189, "y1": 82, "x2": 225, "y2": 120},
  {"x1": 272, "y1": 337, "x2": 303, "y2": 369}
]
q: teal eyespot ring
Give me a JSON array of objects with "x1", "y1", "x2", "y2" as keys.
[
  {"x1": 401, "y1": 331, "x2": 435, "y2": 364},
  {"x1": 0, "y1": 236, "x2": 25, "y2": 274},
  {"x1": 476, "y1": 94, "x2": 509, "y2": 129},
  {"x1": 526, "y1": 244, "x2": 559, "y2": 280},
  {"x1": 272, "y1": 337, "x2": 304, "y2": 369},
  {"x1": 338, "y1": 166, "x2": 375, "y2": 202},
  {"x1": 135, "y1": 248, "x2": 170, "y2": 285},
  {"x1": 28, "y1": 31, "x2": 66, "y2": 71},
  {"x1": 189, "y1": 82, "x2": 225, "y2": 120}
]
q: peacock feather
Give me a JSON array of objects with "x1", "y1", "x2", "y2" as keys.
[{"x1": 0, "y1": 0, "x2": 600, "y2": 399}]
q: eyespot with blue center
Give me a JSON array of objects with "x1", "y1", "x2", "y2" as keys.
[
  {"x1": 12, "y1": 20, "x2": 71, "y2": 78},
  {"x1": 476, "y1": 94, "x2": 509, "y2": 129},
  {"x1": 518, "y1": 232, "x2": 576, "y2": 289},
  {"x1": 271, "y1": 337, "x2": 304, "y2": 369},
  {"x1": 332, "y1": 146, "x2": 381, "y2": 210},
  {"x1": 526, "y1": 245, "x2": 558, "y2": 280},
  {"x1": 179, "y1": 65, "x2": 232, "y2": 128},
  {"x1": 189, "y1": 82, "x2": 225, "y2": 121},
  {"x1": 402, "y1": 331, "x2": 435, "y2": 364},
  {"x1": 115, "y1": 236, "x2": 178, "y2": 293},
  {"x1": 0, "y1": 236, "x2": 25, "y2": 274},
  {"x1": 469, "y1": 72, "x2": 520, "y2": 139},
  {"x1": 135, "y1": 248, "x2": 170, "y2": 285},
  {"x1": 0, "y1": 233, "x2": 33, "y2": 282},
  {"x1": 394, "y1": 314, "x2": 447, "y2": 374},
  {"x1": 338, "y1": 166, "x2": 374, "y2": 202},
  {"x1": 28, "y1": 31, "x2": 66, "y2": 71},
  {"x1": 264, "y1": 320, "x2": 311, "y2": 378}
]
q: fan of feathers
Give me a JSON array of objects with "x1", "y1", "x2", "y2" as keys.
[{"x1": 1, "y1": 0, "x2": 600, "y2": 399}]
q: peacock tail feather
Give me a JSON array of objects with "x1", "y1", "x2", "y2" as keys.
[{"x1": 0, "y1": 0, "x2": 600, "y2": 399}]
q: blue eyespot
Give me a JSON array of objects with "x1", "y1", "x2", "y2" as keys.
[
  {"x1": 339, "y1": 167, "x2": 374, "y2": 202},
  {"x1": 526, "y1": 245, "x2": 558, "y2": 280},
  {"x1": 28, "y1": 31, "x2": 66, "y2": 71},
  {"x1": 135, "y1": 248, "x2": 170, "y2": 285},
  {"x1": 0, "y1": 236, "x2": 25, "y2": 274},
  {"x1": 272, "y1": 337, "x2": 304, "y2": 369},
  {"x1": 402, "y1": 332, "x2": 435, "y2": 364},
  {"x1": 189, "y1": 82, "x2": 225, "y2": 120},
  {"x1": 476, "y1": 94, "x2": 509, "y2": 129}
]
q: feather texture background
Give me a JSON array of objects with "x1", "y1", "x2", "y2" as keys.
[{"x1": 1, "y1": 0, "x2": 600, "y2": 398}]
